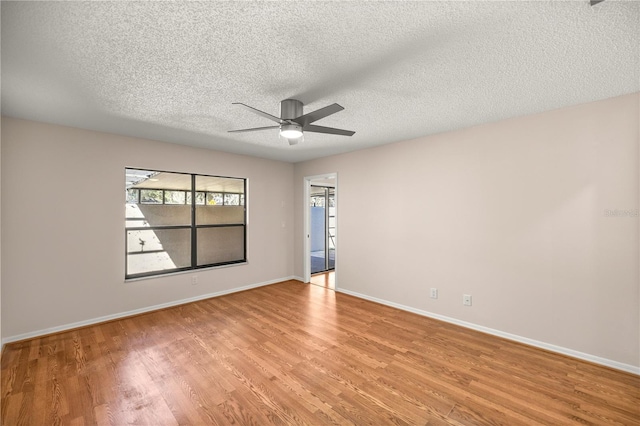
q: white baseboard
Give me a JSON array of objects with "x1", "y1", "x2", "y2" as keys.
[
  {"x1": 336, "y1": 288, "x2": 640, "y2": 376},
  {"x1": 2, "y1": 276, "x2": 294, "y2": 346}
]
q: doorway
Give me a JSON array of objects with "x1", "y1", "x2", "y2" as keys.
[
  {"x1": 310, "y1": 185, "x2": 335, "y2": 274},
  {"x1": 303, "y1": 173, "x2": 337, "y2": 288}
]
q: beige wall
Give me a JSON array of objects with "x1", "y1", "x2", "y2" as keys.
[
  {"x1": 0, "y1": 116, "x2": 3, "y2": 351},
  {"x1": 1, "y1": 117, "x2": 294, "y2": 339},
  {"x1": 294, "y1": 93, "x2": 640, "y2": 368},
  {"x1": 2, "y1": 93, "x2": 638, "y2": 370}
]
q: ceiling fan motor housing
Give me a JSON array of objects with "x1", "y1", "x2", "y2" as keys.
[
  {"x1": 280, "y1": 99, "x2": 303, "y2": 120},
  {"x1": 279, "y1": 99, "x2": 304, "y2": 139}
]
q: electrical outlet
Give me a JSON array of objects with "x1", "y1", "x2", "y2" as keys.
[
  {"x1": 463, "y1": 294, "x2": 472, "y2": 306},
  {"x1": 191, "y1": 275, "x2": 198, "y2": 285},
  {"x1": 430, "y1": 288, "x2": 438, "y2": 299}
]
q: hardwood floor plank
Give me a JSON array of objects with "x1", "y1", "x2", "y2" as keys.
[
  {"x1": 375, "y1": 366, "x2": 457, "y2": 418},
  {"x1": 92, "y1": 403, "x2": 111, "y2": 426},
  {"x1": 356, "y1": 379, "x2": 432, "y2": 423},
  {"x1": 218, "y1": 390, "x2": 270, "y2": 425},
  {"x1": 466, "y1": 379, "x2": 579, "y2": 425},
  {"x1": 574, "y1": 382, "x2": 640, "y2": 417},
  {"x1": 466, "y1": 364, "x2": 590, "y2": 422},
  {"x1": 1, "y1": 393, "x2": 22, "y2": 426},
  {"x1": 2, "y1": 280, "x2": 639, "y2": 425},
  {"x1": 447, "y1": 401, "x2": 533, "y2": 426},
  {"x1": 339, "y1": 386, "x2": 416, "y2": 425}
]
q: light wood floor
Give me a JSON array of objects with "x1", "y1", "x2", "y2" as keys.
[
  {"x1": 310, "y1": 271, "x2": 335, "y2": 289},
  {"x1": 2, "y1": 280, "x2": 638, "y2": 425}
]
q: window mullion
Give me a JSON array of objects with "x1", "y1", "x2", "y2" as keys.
[{"x1": 191, "y1": 174, "x2": 197, "y2": 268}]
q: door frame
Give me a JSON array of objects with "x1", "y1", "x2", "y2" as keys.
[{"x1": 303, "y1": 173, "x2": 338, "y2": 285}]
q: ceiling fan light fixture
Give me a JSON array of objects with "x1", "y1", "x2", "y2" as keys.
[{"x1": 280, "y1": 123, "x2": 303, "y2": 139}]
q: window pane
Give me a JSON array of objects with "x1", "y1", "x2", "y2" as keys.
[
  {"x1": 207, "y1": 192, "x2": 223, "y2": 205},
  {"x1": 197, "y1": 226, "x2": 245, "y2": 265},
  {"x1": 140, "y1": 189, "x2": 163, "y2": 204},
  {"x1": 127, "y1": 228, "x2": 191, "y2": 275},
  {"x1": 126, "y1": 169, "x2": 158, "y2": 187},
  {"x1": 126, "y1": 189, "x2": 139, "y2": 204},
  {"x1": 310, "y1": 196, "x2": 325, "y2": 207},
  {"x1": 196, "y1": 175, "x2": 245, "y2": 195},
  {"x1": 196, "y1": 206, "x2": 245, "y2": 225},
  {"x1": 164, "y1": 190, "x2": 186, "y2": 204},
  {"x1": 126, "y1": 201, "x2": 191, "y2": 227},
  {"x1": 153, "y1": 172, "x2": 191, "y2": 191},
  {"x1": 186, "y1": 192, "x2": 205, "y2": 205},
  {"x1": 224, "y1": 193, "x2": 240, "y2": 206},
  {"x1": 196, "y1": 177, "x2": 245, "y2": 225}
]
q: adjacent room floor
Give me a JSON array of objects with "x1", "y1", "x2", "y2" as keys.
[{"x1": 310, "y1": 270, "x2": 335, "y2": 289}]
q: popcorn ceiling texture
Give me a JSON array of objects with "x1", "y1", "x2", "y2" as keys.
[{"x1": 1, "y1": 1, "x2": 638, "y2": 162}]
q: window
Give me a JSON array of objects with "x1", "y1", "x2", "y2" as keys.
[
  {"x1": 141, "y1": 189, "x2": 163, "y2": 204},
  {"x1": 207, "y1": 192, "x2": 223, "y2": 205},
  {"x1": 164, "y1": 190, "x2": 186, "y2": 205},
  {"x1": 224, "y1": 193, "x2": 240, "y2": 206},
  {"x1": 125, "y1": 168, "x2": 246, "y2": 279}
]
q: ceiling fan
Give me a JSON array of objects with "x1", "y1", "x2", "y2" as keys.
[{"x1": 229, "y1": 99, "x2": 355, "y2": 145}]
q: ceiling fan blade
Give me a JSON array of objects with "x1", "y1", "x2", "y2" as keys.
[
  {"x1": 228, "y1": 125, "x2": 279, "y2": 133},
  {"x1": 292, "y1": 103, "x2": 344, "y2": 126},
  {"x1": 232, "y1": 102, "x2": 283, "y2": 124},
  {"x1": 303, "y1": 124, "x2": 355, "y2": 136}
]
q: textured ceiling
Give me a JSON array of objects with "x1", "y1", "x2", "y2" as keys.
[{"x1": 2, "y1": 1, "x2": 638, "y2": 163}]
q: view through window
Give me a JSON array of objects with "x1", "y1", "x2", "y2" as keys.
[{"x1": 125, "y1": 168, "x2": 246, "y2": 279}]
